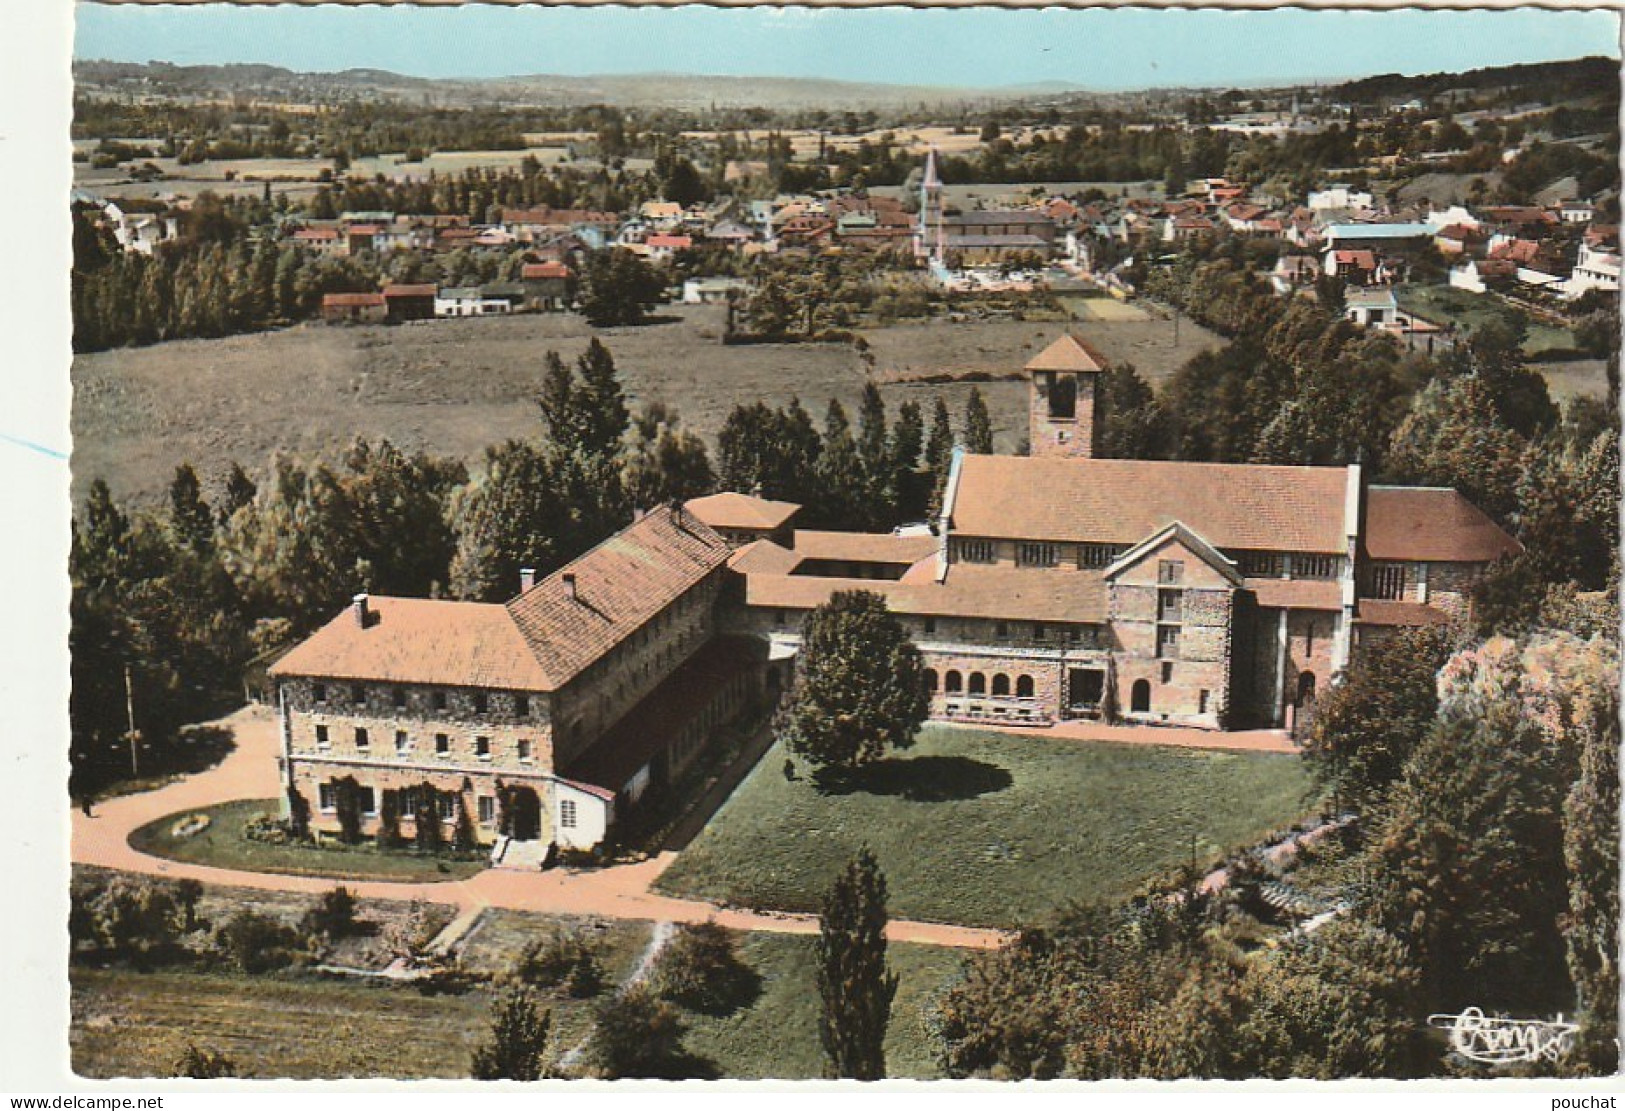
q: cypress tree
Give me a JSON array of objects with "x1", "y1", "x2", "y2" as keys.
[
  {"x1": 961, "y1": 387, "x2": 995, "y2": 455},
  {"x1": 815, "y1": 848, "x2": 898, "y2": 1081},
  {"x1": 167, "y1": 463, "x2": 215, "y2": 555},
  {"x1": 470, "y1": 986, "x2": 553, "y2": 1081}
]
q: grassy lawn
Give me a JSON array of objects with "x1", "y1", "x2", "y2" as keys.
[
  {"x1": 1398, "y1": 284, "x2": 1577, "y2": 355},
  {"x1": 657, "y1": 726, "x2": 1317, "y2": 929},
  {"x1": 680, "y1": 932, "x2": 964, "y2": 1080},
  {"x1": 129, "y1": 799, "x2": 486, "y2": 882}
]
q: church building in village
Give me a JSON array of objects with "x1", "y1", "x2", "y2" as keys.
[{"x1": 270, "y1": 333, "x2": 1519, "y2": 855}]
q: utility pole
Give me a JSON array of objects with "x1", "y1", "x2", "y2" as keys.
[{"x1": 124, "y1": 665, "x2": 140, "y2": 779}]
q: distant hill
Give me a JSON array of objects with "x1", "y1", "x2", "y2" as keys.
[
  {"x1": 71, "y1": 59, "x2": 1085, "y2": 111},
  {"x1": 1330, "y1": 56, "x2": 1618, "y2": 105}
]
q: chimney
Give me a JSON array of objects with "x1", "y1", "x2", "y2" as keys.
[
  {"x1": 562, "y1": 572, "x2": 578, "y2": 601},
  {"x1": 520, "y1": 567, "x2": 536, "y2": 593},
  {"x1": 352, "y1": 593, "x2": 370, "y2": 628}
]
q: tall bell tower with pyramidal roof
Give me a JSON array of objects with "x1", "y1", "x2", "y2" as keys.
[{"x1": 1027, "y1": 333, "x2": 1110, "y2": 459}]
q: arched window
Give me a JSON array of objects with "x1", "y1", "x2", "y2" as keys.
[
  {"x1": 1131, "y1": 679, "x2": 1152, "y2": 713},
  {"x1": 1297, "y1": 671, "x2": 1317, "y2": 707},
  {"x1": 944, "y1": 670, "x2": 963, "y2": 694},
  {"x1": 1016, "y1": 674, "x2": 1035, "y2": 699},
  {"x1": 923, "y1": 669, "x2": 939, "y2": 693},
  {"x1": 968, "y1": 672, "x2": 987, "y2": 695},
  {"x1": 991, "y1": 674, "x2": 1010, "y2": 697}
]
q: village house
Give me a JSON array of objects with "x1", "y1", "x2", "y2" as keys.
[
  {"x1": 1271, "y1": 254, "x2": 1321, "y2": 295},
  {"x1": 381, "y1": 284, "x2": 436, "y2": 323},
  {"x1": 521, "y1": 261, "x2": 575, "y2": 311},
  {"x1": 1564, "y1": 240, "x2": 1620, "y2": 300},
  {"x1": 320, "y1": 292, "x2": 387, "y2": 324}
]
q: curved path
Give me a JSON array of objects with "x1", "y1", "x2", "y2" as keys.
[{"x1": 72, "y1": 706, "x2": 1006, "y2": 951}]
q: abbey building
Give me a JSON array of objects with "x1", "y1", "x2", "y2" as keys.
[{"x1": 270, "y1": 334, "x2": 1519, "y2": 854}]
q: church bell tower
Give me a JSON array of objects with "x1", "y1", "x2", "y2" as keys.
[{"x1": 1027, "y1": 333, "x2": 1109, "y2": 459}]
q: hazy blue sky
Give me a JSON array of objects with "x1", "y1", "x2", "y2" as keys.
[{"x1": 74, "y1": 4, "x2": 1619, "y2": 92}]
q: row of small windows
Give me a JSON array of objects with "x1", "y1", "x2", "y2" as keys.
[
  {"x1": 956, "y1": 539, "x2": 1127, "y2": 568},
  {"x1": 924, "y1": 670, "x2": 1037, "y2": 699},
  {"x1": 316, "y1": 783, "x2": 502, "y2": 826},
  {"x1": 955, "y1": 541, "x2": 1343, "y2": 582},
  {"x1": 1232, "y1": 551, "x2": 1341, "y2": 580},
  {"x1": 313, "y1": 724, "x2": 531, "y2": 762},
  {"x1": 311, "y1": 682, "x2": 532, "y2": 719}
]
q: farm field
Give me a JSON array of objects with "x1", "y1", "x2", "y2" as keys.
[
  {"x1": 655, "y1": 726, "x2": 1318, "y2": 930},
  {"x1": 71, "y1": 303, "x2": 1220, "y2": 504}
]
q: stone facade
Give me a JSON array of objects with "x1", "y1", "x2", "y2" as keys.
[{"x1": 1029, "y1": 369, "x2": 1100, "y2": 459}]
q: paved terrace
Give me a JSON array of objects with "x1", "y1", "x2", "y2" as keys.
[{"x1": 71, "y1": 705, "x2": 1296, "y2": 949}]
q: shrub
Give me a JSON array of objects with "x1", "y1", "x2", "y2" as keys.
[
  {"x1": 587, "y1": 985, "x2": 688, "y2": 1079},
  {"x1": 171, "y1": 1043, "x2": 237, "y2": 1078},
  {"x1": 93, "y1": 879, "x2": 184, "y2": 966},
  {"x1": 513, "y1": 925, "x2": 605, "y2": 998},
  {"x1": 331, "y1": 776, "x2": 363, "y2": 844},
  {"x1": 301, "y1": 885, "x2": 360, "y2": 941},
  {"x1": 650, "y1": 922, "x2": 758, "y2": 1014},
  {"x1": 215, "y1": 910, "x2": 304, "y2": 973},
  {"x1": 377, "y1": 790, "x2": 405, "y2": 848},
  {"x1": 414, "y1": 782, "x2": 445, "y2": 852}
]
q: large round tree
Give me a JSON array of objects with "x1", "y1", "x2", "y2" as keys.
[{"x1": 779, "y1": 589, "x2": 929, "y2": 775}]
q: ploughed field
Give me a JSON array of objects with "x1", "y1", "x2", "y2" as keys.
[
  {"x1": 656, "y1": 725, "x2": 1318, "y2": 930},
  {"x1": 70, "y1": 303, "x2": 1219, "y2": 504}
]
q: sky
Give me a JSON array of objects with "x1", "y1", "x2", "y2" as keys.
[{"x1": 74, "y1": 3, "x2": 1620, "y2": 93}]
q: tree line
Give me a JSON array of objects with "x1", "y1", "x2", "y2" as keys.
[{"x1": 68, "y1": 341, "x2": 709, "y2": 798}]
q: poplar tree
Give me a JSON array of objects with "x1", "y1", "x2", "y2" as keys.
[
  {"x1": 962, "y1": 387, "x2": 994, "y2": 455},
  {"x1": 816, "y1": 848, "x2": 899, "y2": 1081}
]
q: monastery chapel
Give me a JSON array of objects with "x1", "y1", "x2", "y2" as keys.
[{"x1": 270, "y1": 334, "x2": 1520, "y2": 855}]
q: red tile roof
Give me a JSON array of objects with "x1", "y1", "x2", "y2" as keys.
[
  {"x1": 646, "y1": 234, "x2": 692, "y2": 250},
  {"x1": 950, "y1": 455, "x2": 1351, "y2": 554},
  {"x1": 789, "y1": 530, "x2": 938, "y2": 565},
  {"x1": 1355, "y1": 600, "x2": 1452, "y2": 627},
  {"x1": 1364, "y1": 486, "x2": 1521, "y2": 563},
  {"x1": 273, "y1": 505, "x2": 730, "y2": 693},
  {"x1": 727, "y1": 539, "x2": 802, "y2": 575},
  {"x1": 521, "y1": 261, "x2": 572, "y2": 280},
  {"x1": 505, "y1": 506, "x2": 732, "y2": 688},
  {"x1": 1026, "y1": 333, "x2": 1110, "y2": 373},
  {"x1": 745, "y1": 564, "x2": 1107, "y2": 624},
  {"x1": 382, "y1": 283, "x2": 436, "y2": 298},
  {"x1": 1246, "y1": 578, "x2": 1344, "y2": 611},
  {"x1": 270, "y1": 597, "x2": 551, "y2": 690},
  {"x1": 685, "y1": 491, "x2": 801, "y2": 532},
  {"x1": 321, "y1": 292, "x2": 386, "y2": 308}
]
